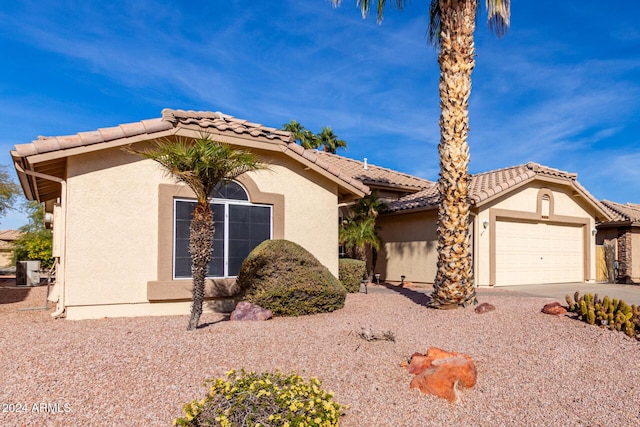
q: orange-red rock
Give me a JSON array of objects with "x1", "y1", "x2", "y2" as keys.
[
  {"x1": 541, "y1": 302, "x2": 567, "y2": 316},
  {"x1": 400, "y1": 347, "x2": 477, "y2": 403}
]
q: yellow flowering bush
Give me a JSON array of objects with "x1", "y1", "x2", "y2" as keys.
[{"x1": 174, "y1": 370, "x2": 346, "y2": 427}]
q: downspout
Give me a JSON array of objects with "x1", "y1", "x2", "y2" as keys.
[{"x1": 14, "y1": 164, "x2": 67, "y2": 318}]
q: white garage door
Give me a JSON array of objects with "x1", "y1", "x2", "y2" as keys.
[{"x1": 495, "y1": 221, "x2": 583, "y2": 286}]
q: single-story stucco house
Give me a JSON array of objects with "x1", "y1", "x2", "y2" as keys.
[
  {"x1": 597, "y1": 200, "x2": 640, "y2": 284},
  {"x1": 313, "y1": 153, "x2": 611, "y2": 287},
  {"x1": 11, "y1": 108, "x2": 613, "y2": 319},
  {"x1": 0, "y1": 229, "x2": 21, "y2": 268},
  {"x1": 11, "y1": 109, "x2": 367, "y2": 319}
]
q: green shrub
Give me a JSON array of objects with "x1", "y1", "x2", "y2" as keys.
[
  {"x1": 338, "y1": 259, "x2": 366, "y2": 293},
  {"x1": 174, "y1": 370, "x2": 346, "y2": 427},
  {"x1": 237, "y1": 240, "x2": 346, "y2": 316}
]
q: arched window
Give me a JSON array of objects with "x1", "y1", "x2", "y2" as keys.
[
  {"x1": 174, "y1": 181, "x2": 272, "y2": 279},
  {"x1": 211, "y1": 181, "x2": 249, "y2": 201}
]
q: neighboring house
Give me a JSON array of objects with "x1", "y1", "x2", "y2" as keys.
[
  {"x1": 317, "y1": 157, "x2": 611, "y2": 287},
  {"x1": 0, "y1": 229, "x2": 21, "y2": 267},
  {"x1": 11, "y1": 109, "x2": 367, "y2": 319},
  {"x1": 597, "y1": 200, "x2": 640, "y2": 284}
]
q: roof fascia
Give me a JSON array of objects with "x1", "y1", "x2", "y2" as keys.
[
  {"x1": 11, "y1": 153, "x2": 37, "y2": 201},
  {"x1": 363, "y1": 181, "x2": 428, "y2": 193},
  {"x1": 381, "y1": 204, "x2": 438, "y2": 216}
]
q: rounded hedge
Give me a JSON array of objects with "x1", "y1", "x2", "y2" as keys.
[
  {"x1": 237, "y1": 240, "x2": 347, "y2": 316},
  {"x1": 338, "y1": 258, "x2": 366, "y2": 293}
]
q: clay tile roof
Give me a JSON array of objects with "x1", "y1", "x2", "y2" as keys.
[
  {"x1": 12, "y1": 109, "x2": 369, "y2": 198},
  {"x1": 0, "y1": 230, "x2": 22, "y2": 242},
  {"x1": 313, "y1": 151, "x2": 433, "y2": 190},
  {"x1": 0, "y1": 229, "x2": 22, "y2": 250},
  {"x1": 385, "y1": 185, "x2": 439, "y2": 212},
  {"x1": 384, "y1": 162, "x2": 607, "y2": 214},
  {"x1": 161, "y1": 109, "x2": 292, "y2": 143},
  {"x1": 13, "y1": 118, "x2": 173, "y2": 158},
  {"x1": 600, "y1": 200, "x2": 640, "y2": 223},
  {"x1": 469, "y1": 162, "x2": 579, "y2": 204}
]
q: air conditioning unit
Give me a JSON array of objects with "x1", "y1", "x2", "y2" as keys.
[{"x1": 16, "y1": 261, "x2": 41, "y2": 286}]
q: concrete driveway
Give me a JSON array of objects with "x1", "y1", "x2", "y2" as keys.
[
  {"x1": 487, "y1": 282, "x2": 640, "y2": 306},
  {"x1": 368, "y1": 281, "x2": 640, "y2": 306}
]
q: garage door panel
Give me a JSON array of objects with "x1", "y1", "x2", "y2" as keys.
[{"x1": 495, "y1": 221, "x2": 583, "y2": 286}]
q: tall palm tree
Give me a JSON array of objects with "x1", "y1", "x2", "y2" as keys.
[
  {"x1": 132, "y1": 135, "x2": 261, "y2": 330},
  {"x1": 282, "y1": 120, "x2": 321, "y2": 149},
  {"x1": 318, "y1": 126, "x2": 347, "y2": 153},
  {"x1": 332, "y1": 0, "x2": 510, "y2": 308}
]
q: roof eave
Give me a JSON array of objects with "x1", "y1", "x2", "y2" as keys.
[{"x1": 11, "y1": 152, "x2": 37, "y2": 201}]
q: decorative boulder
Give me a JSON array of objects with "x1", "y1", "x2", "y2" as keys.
[
  {"x1": 230, "y1": 301, "x2": 273, "y2": 321},
  {"x1": 474, "y1": 302, "x2": 496, "y2": 314},
  {"x1": 401, "y1": 347, "x2": 477, "y2": 403},
  {"x1": 541, "y1": 302, "x2": 567, "y2": 316}
]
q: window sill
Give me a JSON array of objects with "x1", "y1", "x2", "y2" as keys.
[{"x1": 147, "y1": 278, "x2": 239, "y2": 301}]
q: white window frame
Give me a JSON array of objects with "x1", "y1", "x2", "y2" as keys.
[{"x1": 172, "y1": 190, "x2": 272, "y2": 280}]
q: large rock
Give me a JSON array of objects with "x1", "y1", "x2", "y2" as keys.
[
  {"x1": 541, "y1": 302, "x2": 567, "y2": 316},
  {"x1": 401, "y1": 347, "x2": 477, "y2": 403},
  {"x1": 230, "y1": 301, "x2": 273, "y2": 321}
]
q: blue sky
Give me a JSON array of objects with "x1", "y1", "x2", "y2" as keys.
[{"x1": 2, "y1": 1, "x2": 639, "y2": 229}]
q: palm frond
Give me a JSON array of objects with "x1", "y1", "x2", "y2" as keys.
[
  {"x1": 126, "y1": 134, "x2": 263, "y2": 204},
  {"x1": 486, "y1": 0, "x2": 510, "y2": 37}
]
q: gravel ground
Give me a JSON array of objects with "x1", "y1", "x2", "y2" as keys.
[{"x1": 1, "y1": 284, "x2": 640, "y2": 427}]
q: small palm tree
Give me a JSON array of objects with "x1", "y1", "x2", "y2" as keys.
[
  {"x1": 282, "y1": 120, "x2": 321, "y2": 149},
  {"x1": 132, "y1": 135, "x2": 261, "y2": 330},
  {"x1": 340, "y1": 192, "x2": 385, "y2": 279},
  {"x1": 340, "y1": 215, "x2": 381, "y2": 264},
  {"x1": 332, "y1": 0, "x2": 510, "y2": 308},
  {"x1": 318, "y1": 126, "x2": 347, "y2": 153}
]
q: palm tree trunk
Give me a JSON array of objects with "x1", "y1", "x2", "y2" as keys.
[
  {"x1": 431, "y1": 0, "x2": 477, "y2": 308},
  {"x1": 187, "y1": 203, "x2": 214, "y2": 330}
]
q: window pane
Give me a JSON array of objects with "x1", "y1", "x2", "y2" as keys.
[
  {"x1": 175, "y1": 200, "x2": 271, "y2": 279},
  {"x1": 175, "y1": 220, "x2": 190, "y2": 239},
  {"x1": 251, "y1": 207, "x2": 271, "y2": 224},
  {"x1": 174, "y1": 200, "x2": 196, "y2": 278},
  {"x1": 175, "y1": 201, "x2": 194, "y2": 219},
  {"x1": 227, "y1": 205, "x2": 271, "y2": 276},
  {"x1": 175, "y1": 257, "x2": 192, "y2": 278},
  {"x1": 208, "y1": 203, "x2": 225, "y2": 277},
  {"x1": 211, "y1": 181, "x2": 248, "y2": 201},
  {"x1": 175, "y1": 201, "x2": 225, "y2": 279}
]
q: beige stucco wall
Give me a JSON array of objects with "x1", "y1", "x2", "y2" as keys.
[
  {"x1": 60, "y1": 147, "x2": 341, "y2": 319},
  {"x1": 250, "y1": 154, "x2": 340, "y2": 276},
  {"x1": 377, "y1": 210, "x2": 438, "y2": 284},
  {"x1": 64, "y1": 149, "x2": 165, "y2": 309},
  {"x1": 473, "y1": 184, "x2": 598, "y2": 287},
  {"x1": 0, "y1": 250, "x2": 12, "y2": 267}
]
